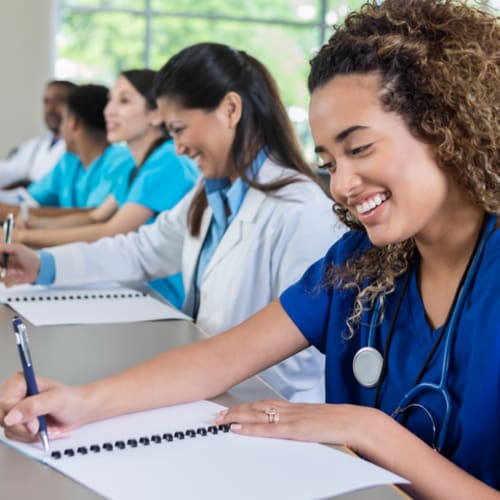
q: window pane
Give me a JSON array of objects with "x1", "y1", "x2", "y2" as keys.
[
  {"x1": 56, "y1": 9, "x2": 145, "y2": 84},
  {"x1": 151, "y1": 0, "x2": 323, "y2": 23},
  {"x1": 62, "y1": 0, "x2": 146, "y2": 8},
  {"x1": 151, "y1": 17, "x2": 316, "y2": 157}
]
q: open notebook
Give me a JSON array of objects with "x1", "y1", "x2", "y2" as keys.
[
  {"x1": 0, "y1": 400, "x2": 407, "y2": 499},
  {"x1": 0, "y1": 283, "x2": 190, "y2": 326}
]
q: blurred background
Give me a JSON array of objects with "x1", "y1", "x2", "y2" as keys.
[{"x1": 1, "y1": 0, "x2": 498, "y2": 161}]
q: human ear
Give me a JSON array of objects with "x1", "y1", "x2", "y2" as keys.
[
  {"x1": 149, "y1": 108, "x2": 163, "y2": 128},
  {"x1": 68, "y1": 113, "x2": 79, "y2": 131},
  {"x1": 221, "y1": 91, "x2": 242, "y2": 129}
]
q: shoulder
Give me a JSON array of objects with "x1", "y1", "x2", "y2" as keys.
[
  {"x1": 321, "y1": 230, "x2": 371, "y2": 266},
  {"x1": 17, "y1": 133, "x2": 49, "y2": 149},
  {"x1": 105, "y1": 144, "x2": 135, "y2": 166},
  {"x1": 54, "y1": 152, "x2": 80, "y2": 171}
]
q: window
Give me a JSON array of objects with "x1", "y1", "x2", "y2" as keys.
[
  {"x1": 56, "y1": 0, "x2": 499, "y2": 160},
  {"x1": 56, "y1": 0, "x2": 366, "y2": 159}
]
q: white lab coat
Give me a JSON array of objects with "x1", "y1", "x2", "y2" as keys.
[
  {"x1": 0, "y1": 133, "x2": 65, "y2": 188},
  {"x1": 50, "y1": 158, "x2": 346, "y2": 402}
]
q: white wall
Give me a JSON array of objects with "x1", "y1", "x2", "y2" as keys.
[{"x1": 0, "y1": 0, "x2": 55, "y2": 158}]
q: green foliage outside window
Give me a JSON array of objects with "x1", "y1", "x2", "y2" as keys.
[{"x1": 55, "y1": 1, "x2": 378, "y2": 159}]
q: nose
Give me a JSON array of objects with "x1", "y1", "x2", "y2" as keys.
[
  {"x1": 174, "y1": 139, "x2": 187, "y2": 157},
  {"x1": 103, "y1": 101, "x2": 114, "y2": 118},
  {"x1": 329, "y1": 162, "x2": 361, "y2": 202}
]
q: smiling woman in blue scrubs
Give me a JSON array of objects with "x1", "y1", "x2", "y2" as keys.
[{"x1": 0, "y1": 1, "x2": 498, "y2": 497}]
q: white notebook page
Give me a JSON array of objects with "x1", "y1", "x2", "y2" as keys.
[
  {"x1": 0, "y1": 283, "x2": 190, "y2": 325},
  {"x1": 0, "y1": 400, "x2": 408, "y2": 499}
]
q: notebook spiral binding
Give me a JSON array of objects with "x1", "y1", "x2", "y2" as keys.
[
  {"x1": 6, "y1": 292, "x2": 147, "y2": 303},
  {"x1": 50, "y1": 424, "x2": 231, "y2": 460}
]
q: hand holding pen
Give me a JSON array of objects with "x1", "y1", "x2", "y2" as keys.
[
  {"x1": 11, "y1": 316, "x2": 50, "y2": 451},
  {"x1": 1, "y1": 213, "x2": 15, "y2": 279}
]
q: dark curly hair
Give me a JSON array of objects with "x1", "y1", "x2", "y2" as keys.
[{"x1": 308, "y1": 0, "x2": 500, "y2": 336}]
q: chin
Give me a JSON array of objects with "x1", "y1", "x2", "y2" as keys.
[{"x1": 364, "y1": 228, "x2": 399, "y2": 248}]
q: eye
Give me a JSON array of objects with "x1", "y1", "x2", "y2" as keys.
[
  {"x1": 317, "y1": 160, "x2": 337, "y2": 173},
  {"x1": 170, "y1": 126, "x2": 185, "y2": 135},
  {"x1": 349, "y1": 143, "x2": 373, "y2": 156}
]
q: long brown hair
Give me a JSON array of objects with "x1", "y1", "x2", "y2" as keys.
[{"x1": 154, "y1": 42, "x2": 323, "y2": 236}]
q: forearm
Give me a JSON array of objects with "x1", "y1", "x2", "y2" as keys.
[
  {"x1": 80, "y1": 301, "x2": 305, "y2": 425},
  {"x1": 80, "y1": 339, "x2": 231, "y2": 423},
  {"x1": 30, "y1": 211, "x2": 94, "y2": 229},
  {"x1": 29, "y1": 206, "x2": 93, "y2": 217},
  {"x1": 19, "y1": 225, "x2": 110, "y2": 248},
  {"x1": 357, "y1": 410, "x2": 498, "y2": 499}
]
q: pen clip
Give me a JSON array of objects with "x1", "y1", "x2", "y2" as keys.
[
  {"x1": 13, "y1": 319, "x2": 32, "y2": 367},
  {"x1": 3, "y1": 213, "x2": 14, "y2": 244}
]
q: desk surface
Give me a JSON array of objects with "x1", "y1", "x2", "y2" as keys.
[{"x1": 0, "y1": 304, "x2": 403, "y2": 499}]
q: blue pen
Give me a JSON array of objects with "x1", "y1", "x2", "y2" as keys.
[{"x1": 11, "y1": 316, "x2": 50, "y2": 452}]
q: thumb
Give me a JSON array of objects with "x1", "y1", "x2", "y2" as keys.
[{"x1": 3, "y1": 391, "x2": 55, "y2": 426}]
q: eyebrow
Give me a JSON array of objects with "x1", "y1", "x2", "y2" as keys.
[{"x1": 314, "y1": 125, "x2": 369, "y2": 154}]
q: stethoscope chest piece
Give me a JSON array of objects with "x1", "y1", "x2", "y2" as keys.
[{"x1": 352, "y1": 347, "x2": 383, "y2": 388}]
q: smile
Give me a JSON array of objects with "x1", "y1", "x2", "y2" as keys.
[{"x1": 356, "y1": 192, "x2": 388, "y2": 215}]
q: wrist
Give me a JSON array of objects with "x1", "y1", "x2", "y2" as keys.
[{"x1": 346, "y1": 406, "x2": 393, "y2": 457}]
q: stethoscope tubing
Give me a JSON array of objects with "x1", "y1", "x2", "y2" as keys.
[{"x1": 367, "y1": 214, "x2": 496, "y2": 451}]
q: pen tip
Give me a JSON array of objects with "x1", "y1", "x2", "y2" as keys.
[{"x1": 40, "y1": 431, "x2": 50, "y2": 452}]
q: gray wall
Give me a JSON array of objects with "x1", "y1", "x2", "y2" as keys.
[{"x1": 0, "y1": 0, "x2": 55, "y2": 158}]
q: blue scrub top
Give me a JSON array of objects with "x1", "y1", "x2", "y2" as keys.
[
  {"x1": 112, "y1": 139, "x2": 198, "y2": 309},
  {"x1": 28, "y1": 144, "x2": 133, "y2": 208},
  {"x1": 280, "y1": 225, "x2": 500, "y2": 488}
]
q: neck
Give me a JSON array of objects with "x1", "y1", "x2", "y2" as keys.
[
  {"x1": 415, "y1": 203, "x2": 485, "y2": 278},
  {"x1": 75, "y1": 135, "x2": 108, "y2": 168},
  {"x1": 127, "y1": 128, "x2": 164, "y2": 167}
]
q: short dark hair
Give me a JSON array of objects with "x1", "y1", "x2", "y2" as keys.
[
  {"x1": 66, "y1": 84, "x2": 108, "y2": 133},
  {"x1": 47, "y1": 80, "x2": 76, "y2": 92}
]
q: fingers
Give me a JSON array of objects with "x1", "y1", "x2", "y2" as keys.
[
  {"x1": 0, "y1": 372, "x2": 28, "y2": 417},
  {"x1": 0, "y1": 374, "x2": 70, "y2": 442},
  {"x1": 214, "y1": 400, "x2": 297, "y2": 439}
]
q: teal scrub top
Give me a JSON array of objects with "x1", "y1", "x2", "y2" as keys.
[
  {"x1": 28, "y1": 144, "x2": 134, "y2": 208},
  {"x1": 112, "y1": 139, "x2": 198, "y2": 309}
]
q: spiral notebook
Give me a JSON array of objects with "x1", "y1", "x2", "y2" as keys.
[
  {"x1": 0, "y1": 283, "x2": 190, "y2": 326},
  {"x1": 0, "y1": 400, "x2": 407, "y2": 499}
]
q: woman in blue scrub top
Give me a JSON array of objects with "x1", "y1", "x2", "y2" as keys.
[{"x1": 1, "y1": 7, "x2": 496, "y2": 494}]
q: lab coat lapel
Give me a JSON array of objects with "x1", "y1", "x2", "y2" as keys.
[
  {"x1": 183, "y1": 206, "x2": 212, "y2": 300},
  {"x1": 202, "y1": 187, "x2": 266, "y2": 281}
]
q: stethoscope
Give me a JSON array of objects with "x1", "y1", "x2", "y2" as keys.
[{"x1": 352, "y1": 213, "x2": 496, "y2": 451}]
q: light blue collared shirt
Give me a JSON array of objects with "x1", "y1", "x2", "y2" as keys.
[{"x1": 190, "y1": 149, "x2": 267, "y2": 316}]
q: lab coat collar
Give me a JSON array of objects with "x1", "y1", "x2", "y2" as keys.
[{"x1": 202, "y1": 158, "x2": 294, "y2": 279}]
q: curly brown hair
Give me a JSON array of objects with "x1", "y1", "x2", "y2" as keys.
[{"x1": 308, "y1": 0, "x2": 500, "y2": 336}]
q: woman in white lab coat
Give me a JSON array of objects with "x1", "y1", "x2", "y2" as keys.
[{"x1": 1, "y1": 43, "x2": 345, "y2": 402}]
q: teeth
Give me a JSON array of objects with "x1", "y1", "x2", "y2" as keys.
[{"x1": 356, "y1": 193, "x2": 387, "y2": 214}]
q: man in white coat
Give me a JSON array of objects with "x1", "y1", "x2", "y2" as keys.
[{"x1": 0, "y1": 80, "x2": 75, "y2": 189}]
